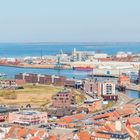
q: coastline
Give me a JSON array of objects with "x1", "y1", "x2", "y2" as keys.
[{"x1": 0, "y1": 64, "x2": 72, "y2": 70}]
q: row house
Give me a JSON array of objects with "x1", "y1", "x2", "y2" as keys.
[
  {"x1": 38, "y1": 74, "x2": 52, "y2": 85},
  {"x1": 52, "y1": 75, "x2": 66, "y2": 86},
  {"x1": 15, "y1": 73, "x2": 67, "y2": 86}
]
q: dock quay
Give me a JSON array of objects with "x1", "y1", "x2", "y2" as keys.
[
  {"x1": 0, "y1": 63, "x2": 72, "y2": 70},
  {"x1": 126, "y1": 85, "x2": 140, "y2": 92},
  {"x1": 88, "y1": 74, "x2": 119, "y2": 78}
]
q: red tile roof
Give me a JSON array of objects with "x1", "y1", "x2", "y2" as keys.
[
  {"x1": 127, "y1": 117, "x2": 140, "y2": 125},
  {"x1": 36, "y1": 130, "x2": 45, "y2": 138},
  {"x1": 93, "y1": 111, "x2": 119, "y2": 120},
  {"x1": 77, "y1": 131, "x2": 91, "y2": 140},
  {"x1": 5, "y1": 126, "x2": 47, "y2": 140},
  {"x1": 29, "y1": 137, "x2": 40, "y2": 140},
  {"x1": 5, "y1": 126, "x2": 20, "y2": 139},
  {"x1": 116, "y1": 108, "x2": 136, "y2": 117},
  {"x1": 49, "y1": 135, "x2": 57, "y2": 140},
  {"x1": 96, "y1": 123, "x2": 116, "y2": 133},
  {"x1": 18, "y1": 128, "x2": 27, "y2": 139},
  {"x1": 94, "y1": 132, "x2": 110, "y2": 139},
  {"x1": 126, "y1": 125, "x2": 137, "y2": 138},
  {"x1": 59, "y1": 114, "x2": 86, "y2": 123},
  {"x1": 28, "y1": 129, "x2": 38, "y2": 136},
  {"x1": 105, "y1": 124, "x2": 116, "y2": 132}
]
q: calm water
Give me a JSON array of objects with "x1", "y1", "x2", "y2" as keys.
[
  {"x1": 0, "y1": 65, "x2": 139, "y2": 99},
  {"x1": 0, "y1": 42, "x2": 140, "y2": 58},
  {"x1": 0, "y1": 43, "x2": 140, "y2": 98},
  {"x1": 125, "y1": 90, "x2": 140, "y2": 98},
  {"x1": 0, "y1": 66, "x2": 90, "y2": 79}
]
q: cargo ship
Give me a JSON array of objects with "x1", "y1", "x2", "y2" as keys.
[{"x1": 73, "y1": 66, "x2": 93, "y2": 71}]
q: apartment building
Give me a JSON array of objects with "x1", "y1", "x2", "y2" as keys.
[
  {"x1": 0, "y1": 79, "x2": 25, "y2": 89},
  {"x1": 53, "y1": 89, "x2": 75, "y2": 108},
  {"x1": 84, "y1": 79, "x2": 98, "y2": 95},
  {"x1": 15, "y1": 73, "x2": 66, "y2": 86},
  {"x1": 9, "y1": 110, "x2": 48, "y2": 125}
]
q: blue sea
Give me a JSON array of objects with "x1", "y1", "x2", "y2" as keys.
[
  {"x1": 0, "y1": 42, "x2": 140, "y2": 98},
  {"x1": 0, "y1": 42, "x2": 140, "y2": 58}
]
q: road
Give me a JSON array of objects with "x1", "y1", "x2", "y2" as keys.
[{"x1": 115, "y1": 92, "x2": 131, "y2": 107}]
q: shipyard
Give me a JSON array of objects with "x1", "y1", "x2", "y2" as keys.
[{"x1": 0, "y1": 48, "x2": 140, "y2": 71}]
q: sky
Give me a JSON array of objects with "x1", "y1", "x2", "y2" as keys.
[{"x1": 0, "y1": 0, "x2": 140, "y2": 42}]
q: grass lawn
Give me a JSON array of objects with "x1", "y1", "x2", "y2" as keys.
[{"x1": 0, "y1": 84, "x2": 62, "y2": 105}]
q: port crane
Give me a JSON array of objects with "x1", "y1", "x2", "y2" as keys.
[{"x1": 55, "y1": 49, "x2": 63, "y2": 69}]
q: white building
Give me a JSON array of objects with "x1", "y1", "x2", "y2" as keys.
[
  {"x1": 72, "y1": 48, "x2": 95, "y2": 61},
  {"x1": 116, "y1": 51, "x2": 131, "y2": 58},
  {"x1": 102, "y1": 81, "x2": 115, "y2": 95},
  {"x1": 0, "y1": 79, "x2": 19, "y2": 89},
  {"x1": 94, "y1": 53, "x2": 108, "y2": 59}
]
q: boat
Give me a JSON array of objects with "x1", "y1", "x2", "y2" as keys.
[
  {"x1": 0, "y1": 73, "x2": 7, "y2": 77},
  {"x1": 73, "y1": 67, "x2": 93, "y2": 71}
]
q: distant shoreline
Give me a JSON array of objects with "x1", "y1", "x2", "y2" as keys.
[
  {"x1": 1, "y1": 42, "x2": 140, "y2": 45},
  {"x1": 0, "y1": 64, "x2": 72, "y2": 70}
]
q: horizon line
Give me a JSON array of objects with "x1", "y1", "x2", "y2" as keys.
[{"x1": 0, "y1": 41, "x2": 140, "y2": 44}]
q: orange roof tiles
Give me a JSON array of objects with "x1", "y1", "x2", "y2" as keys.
[
  {"x1": 28, "y1": 129, "x2": 38, "y2": 135},
  {"x1": 105, "y1": 124, "x2": 116, "y2": 132},
  {"x1": 119, "y1": 75, "x2": 130, "y2": 81},
  {"x1": 36, "y1": 130, "x2": 45, "y2": 137},
  {"x1": 18, "y1": 128, "x2": 27, "y2": 139},
  {"x1": 95, "y1": 132, "x2": 110, "y2": 139},
  {"x1": 126, "y1": 125, "x2": 137, "y2": 138},
  {"x1": 93, "y1": 113, "x2": 110, "y2": 120},
  {"x1": 59, "y1": 114, "x2": 86, "y2": 123},
  {"x1": 127, "y1": 117, "x2": 140, "y2": 125},
  {"x1": 77, "y1": 131, "x2": 91, "y2": 140},
  {"x1": 96, "y1": 124, "x2": 116, "y2": 133},
  {"x1": 29, "y1": 137, "x2": 40, "y2": 140},
  {"x1": 49, "y1": 135, "x2": 57, "y2": 140},
  {"x1": 5, "y1": 126, "x2": 20, "y2": 139},
  {"x1": 93, "y1": 111, "x2": 120, "y2": 120},
  {"x1": 116, "y1": 108, "x2": 136, "y2": 117},
  {"x1": 5, "y1": 126, "x2": 47, "y2": 140}
]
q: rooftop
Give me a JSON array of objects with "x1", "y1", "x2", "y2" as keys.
[{"x1": 15, "y1": 110, "x2": 44, "y2": 115}]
